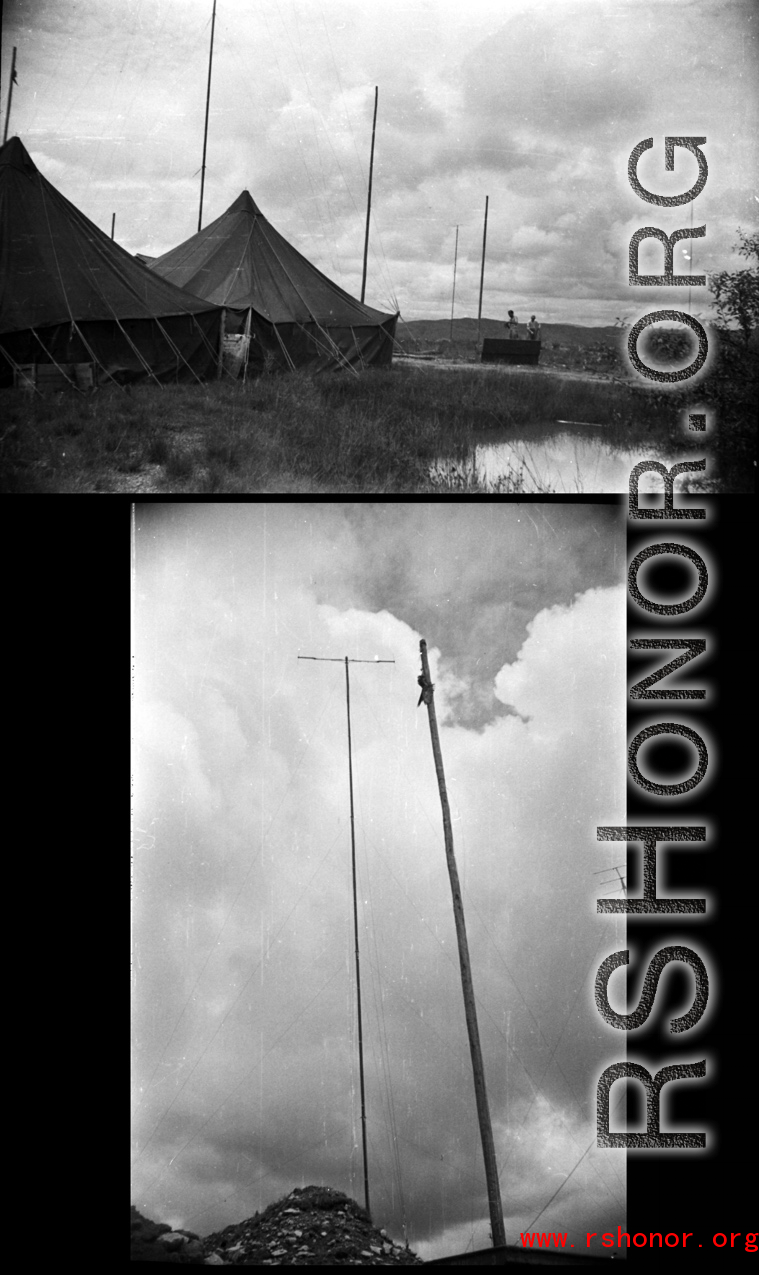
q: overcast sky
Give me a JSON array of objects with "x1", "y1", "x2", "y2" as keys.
[
  {"x1": 131, "y1": 503, "x2": 629, "y2": 1259},
  {"x1": 3, "y1": 0, "x2": 756, "y2": 324}
]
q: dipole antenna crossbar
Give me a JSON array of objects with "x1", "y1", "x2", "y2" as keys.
[
  {"x1": 593, "y1": 865, "x2": 627, "y2": 896},
  {"x1": 297, "y1": 653, "x2": 395, "y2": 1220},
  {"x1": 416, "y1": 638, "x2": 507, "y2": 1249}
]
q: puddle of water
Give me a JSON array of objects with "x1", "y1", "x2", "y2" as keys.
[{"x1": 441, "y1": 427, "x2": 712, "y2": 494}]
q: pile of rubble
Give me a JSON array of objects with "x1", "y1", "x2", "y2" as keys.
[
  {"x1": 131, "y1": 1187, "x2": 423, "y2": 1265},
  {"x1": 131, "y1": 1206, "x2": 204, "y2": 1263}
]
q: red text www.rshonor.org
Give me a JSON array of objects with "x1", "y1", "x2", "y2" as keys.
[{"x1": 519, "y1": 1230, "x2": 759, "y2": 1252}]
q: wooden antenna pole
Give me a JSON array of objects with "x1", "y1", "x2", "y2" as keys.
[
  {"x1": 297, "y1": 652, "x2": 395, "y2": 1220},
  {"x1": 3, "y1": 47, "x2": 17, "y2": 146},
  {"x1": 360, "y1": 86, "x2": 379, "y2": 304},
  {"x1": 450, "y1": 225, "x2": 459, "y2": 343},
  {"x1": 198, "y1": 0, "x2": 217, "y2": 232},
  {"x1": 477, "y1": 196, "x2": 489, "y2": 345},
  {"x1": 417, "y1": 639, "x2": 507, "y2": 1249}
]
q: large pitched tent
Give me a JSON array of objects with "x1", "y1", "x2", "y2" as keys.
[
  {"x1": 148, "y1": 191, "x2": 398, "y2": 374},
  {"x1": 0, "y1": 137, "x2": 222, "y2": 388}
]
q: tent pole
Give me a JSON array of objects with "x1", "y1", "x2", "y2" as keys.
[
  {"x1": 360, "y1": 86, "x2": 378, "y2": 304},
  {"x1": 477, "y1": 195, "x2": 489, "y2": 346},
  {"x1": 450, "y1": 225, "x2": 459, "y2": 343},
  {"x1": 3, "y1": 47, "x2": 17, "y2": 145},
  {"x1": 417, "y1": 638, "x2": 507, "y2": 1250},
  {"x1": 198, "y1": 0, "x2": 217, "y2": 233},
  {"x1": 217, "y1": 306, "x2": 226, "y2": 379},
  {"x1": 242, "y1": 308, "x2": 251, "y2": 386}
]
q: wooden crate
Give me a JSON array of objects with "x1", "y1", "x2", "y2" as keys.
[
  {"x1": 13, "y1": 362, "x2": 95, "y2": 392},
  {"x1": 481, "y1": 338, "x2": 541, "y2": 366},
  {"x1": 14, "y1": 364, "x2": 38, "y2": 391}
]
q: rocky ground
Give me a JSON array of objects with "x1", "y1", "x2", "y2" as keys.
[{"x1": 131, "y1": 1186, "x2": 424, "y2": 1265}]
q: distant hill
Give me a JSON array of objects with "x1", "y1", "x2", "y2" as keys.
[{"x1": 396, "y1": 317, "x2": 624, "y2": 349}]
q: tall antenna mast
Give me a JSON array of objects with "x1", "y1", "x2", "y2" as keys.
[
  {"x1": 477, "y1": 196, "x2": 489, "y2": 345},
  {"x1": 297, "y1": 652, "x2": 395, "y2": 1219},
  {"x1": 417, "y1": 639, "x2": 507, "y2": 1249},
  {"x1": 3, "y1": 47, "x2": 18, "y2": 146},
  {"x1": 361, "y1": 86, "x2": 379, "y2": 304},
  {"x1": 450, "y1": 225, "x2": 459, "y2": 343},
  {"x1": 198, "y1": 0, "x2": 218, "y2": 232}
]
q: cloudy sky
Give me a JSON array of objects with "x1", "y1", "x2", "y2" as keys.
[
  {"x1": 131, "y1": 503, "x2": 629, "y2": 1259},
  {"x1": 3, "y1": 0, "x2": 756, "y2": 324}
]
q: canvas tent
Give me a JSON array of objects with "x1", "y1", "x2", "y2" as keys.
[
  {"x1": 148, "y1": 190, "x2": 398, "y2": 374},
  {"x1": 0, "y1": 137, "x2": 223, "y2": 388}
]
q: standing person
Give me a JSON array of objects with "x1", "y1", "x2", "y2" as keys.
[
  {"x1": 505, "y1": 309, "x2": 519, "y2": 338},
  {"x1": 527, "y1": 315, "x2": 540, "y2": 340}
]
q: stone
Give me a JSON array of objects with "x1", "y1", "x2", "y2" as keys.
[
  {"x1": 204, "y1": 1255, "x2": 226, "y2": 1266},
  {"x1": 157, "y1": 1232, "x2": 188, "y2": 1251}
]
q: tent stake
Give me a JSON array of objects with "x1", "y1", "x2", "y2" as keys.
[
  {"x1": 360, "y1": 86, "x2": 378, "y2": 304},
  {"x1": 417, "y1": 638, "x2": 507, "y2": 1249},
  {"x1": 198, "y1": 0, "x2": 217, "y2": 232},
  {"x1": 477, "y1": 195, "x2": 489, "y2": 346}
]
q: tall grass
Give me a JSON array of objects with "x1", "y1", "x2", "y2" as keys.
[{"x1": 0, "y1": 364, "x2": 685, "y2": 494}]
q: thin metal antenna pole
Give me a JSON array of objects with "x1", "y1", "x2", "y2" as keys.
[
  {"x1": 477, "y1": 195, "x2": 489, "y2": 345},
  {"x1": 297, "y1": 653, "x2": 395, "y2": 1220},
  {"x1": 361, "y1": 86, "x2": 379, "y2": 304},
  {"x1": 417, "y1": 638, "x2": 506, "y2": 1249},
  {"x1": 344, "y1": 657, "x2": 370, "y2": 1221},
  {"x1": 450, "y1": 225, "x2": 459, "y2": 343},
  {"x1": 3, "y1": 47, "x2": 17, "y2": 145},
  {"x1": 111, "y1": 213, "x2": 116, "y2": 240},
  {"x1": 198, "y1": 0, "x2": 217, "y2": 232}
]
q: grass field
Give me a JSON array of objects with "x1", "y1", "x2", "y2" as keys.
[
  {"x1": 3, "y1": 318, "x2": 752, "y2": 493},
  {"x1": 0, "y1": 359, "x2": 687, "y2": 494}
]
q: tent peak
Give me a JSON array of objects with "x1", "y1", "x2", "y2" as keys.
[
  {"x1": 228, "y1": 190, "x2": 263, "y2": 217},
  {"x1": 0, "y1": 136, "x2": 37, "y2": 178}
]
